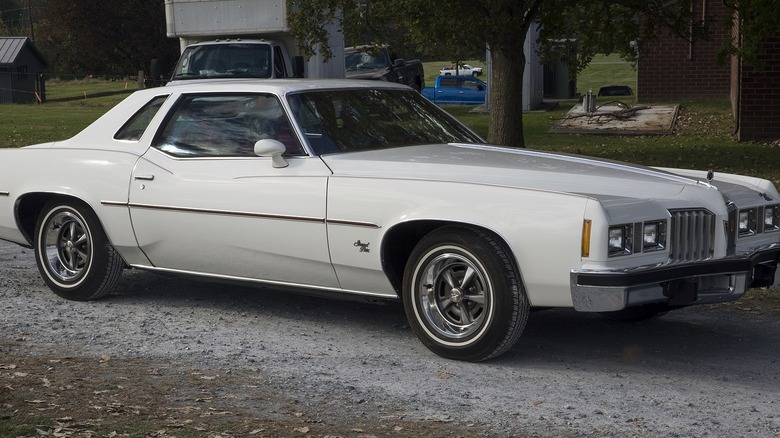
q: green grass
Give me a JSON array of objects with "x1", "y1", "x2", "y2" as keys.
[
  {"x1": 0, "y1": 81, "x2": 132, "y2": 148},
  {"x1": 577, "y1": 53, "x2": 637, "y2": 98},
  {"x1": 3, "y1": 76, "x2": 779, "y2": 187},
  {"x1": 422, "y1": 59, "x2": 486, "y2": 85},
  {"x1": 446, "y1": 101, "x2": 780, "y2": 187}
]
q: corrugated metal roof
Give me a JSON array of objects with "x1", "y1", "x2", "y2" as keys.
[{"x1": 0, "y1": 37, "x2": 31, "y2": 65}]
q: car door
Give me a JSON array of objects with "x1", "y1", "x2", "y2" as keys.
[
  {"x1": 434, "y1": 76, "x2": 460, "y2": 104},
  {"x1": 128, "y1": 92, "x2": 339, "y2": 289},
  {"x1": 457, "y1": 78, "x2": 486, "y2": 104}
]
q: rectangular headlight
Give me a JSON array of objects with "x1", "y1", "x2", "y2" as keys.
[
  {"x1": 608, "y1": 224, "x2": 633, "y2": 257},
  {"x1": 739, "y1": 209, "x2": 757, "y2": 236},
  {"x1": 763, "y1": 205, "x2": 780, "y2": 232},
  {"x1": 642, "y1": 220, "x2": 666, "y2": 252}
]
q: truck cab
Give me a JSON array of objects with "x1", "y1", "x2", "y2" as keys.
[{"x1": 169, "y1": 39, "x2": 297, "y2": 83}]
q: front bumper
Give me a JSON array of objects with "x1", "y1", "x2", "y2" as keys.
[{"x1": 570, "y1": 246, "x2": 780, "y2": 312}]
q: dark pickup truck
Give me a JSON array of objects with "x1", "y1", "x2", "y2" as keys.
[{"x1": 345, "y1": 46, "x2": 425, "y2": 91}]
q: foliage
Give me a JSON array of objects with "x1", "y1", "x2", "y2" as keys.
[
  {"x1": 0, "y1": 0, "x2": 24, "y2": 35},
  {"x1": 718, "y1": 0, "x2": 780, "y2": 69},
  {"x1": 34, "y1": 0, "x2": 180, "y2": 76},
  {"x1": 288, "y1": 1, "x2": 703, "y2": 149}
]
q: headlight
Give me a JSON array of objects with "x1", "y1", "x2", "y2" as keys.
[
  {"x1": 738, "y1": 209, "x2": 757, "y2": 236},
  {"x1": 608, "y1": 220, "x2": 667, "y2": 257},
  {"x1": 642, "y1": 221, "x2": 666, "y2": 251},
  {"x1": 608, "y1": 225, "x2": 633, "y2": 257},
  {"x1": 763, "y1": 205, "x2": 780, "y2": 232}
]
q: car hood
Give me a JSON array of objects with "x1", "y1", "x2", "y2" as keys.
[
  {"x1": 320, "y1": 143, "x2": 712, "y2": 201},
  {"x1": 345, "y1": 69, "x2": 386, "y2": 80}
]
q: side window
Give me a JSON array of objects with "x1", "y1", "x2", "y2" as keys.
[
  {"x1": 153, "y1": 93, "x2": 305, "y2": 158},
  {"x1": 114, "y1": 95, "x2": 168, "y2": 141},
  {"x1": 463, "y1": 79, "x2": 483, "y2": 91},
  {"x1": 438, "y1": 77, "x2": 459, "y2": 88},
  {"x1": 273, "y1": 46, "x2": 287, "y2": 78}
]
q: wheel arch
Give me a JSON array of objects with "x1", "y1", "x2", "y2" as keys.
[
  {"x1": 380, "y1": 219, "x2": 524, "y2": 300},
  {"x1": 15, "y1": 193, "x2": 102, "y2": 246}
]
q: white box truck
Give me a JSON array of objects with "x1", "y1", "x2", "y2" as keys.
[{"x1": 164, "y1": 0, "x2": 344, "y2": 80}]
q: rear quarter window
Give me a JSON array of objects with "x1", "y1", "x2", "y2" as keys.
[{"x1": 114, "y1": 95, "x2": 169, "y2": 141}]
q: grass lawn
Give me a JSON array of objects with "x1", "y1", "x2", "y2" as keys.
[
  {"x1": 0, "y1": 81, "x2": 132, "y2": 147},
  {"x1": 2, "y1": 71, "x2": 778, "y2": 189}
]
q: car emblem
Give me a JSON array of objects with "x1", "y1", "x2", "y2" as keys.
[{"x1": 354, "y1": 240, "x2": 370, "y2": 253}]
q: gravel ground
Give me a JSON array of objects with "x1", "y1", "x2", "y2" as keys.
[{"x1": 1, "y1": 239, "x2": 779, "y2": 437}]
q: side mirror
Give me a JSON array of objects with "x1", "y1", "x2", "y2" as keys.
[
  {"x1": 292, "y1": 56, "x2": 305, "y2": 78},
  {"x1": 393, "y1": 58, "x2": 406, "y2": 68},
  {"x1": 254, "y1": 139, "x2": 288, "y2": 168}
]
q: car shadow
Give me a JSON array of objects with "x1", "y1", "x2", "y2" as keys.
[{"x1": 108, "y1": 269, "x2": 779, "y2": 386}]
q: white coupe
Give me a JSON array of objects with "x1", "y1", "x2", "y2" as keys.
[{"x1": 1, "y1": 80, "x2": 779, "y2": 361}]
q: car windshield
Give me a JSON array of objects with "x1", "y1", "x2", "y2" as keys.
[
  {"x1": 345, "y1": 50, "x2": 387, "y2": 71},
  {"x1": 171, "y1": 43, "x2": 272, "y2": 80},
  {"x1": 287, "y1": 88, "x2": 482, "y2": 155}
]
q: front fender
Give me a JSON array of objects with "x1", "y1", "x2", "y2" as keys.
[{"x1": 326, "y1": 176, "x2": 590, "y2": 306}]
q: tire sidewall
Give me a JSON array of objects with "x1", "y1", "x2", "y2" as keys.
[
  {"x1": 402, "y1": 227, "x2": 525, "y2": 361},
  {"x1": 34, "y1": 200, "x2": 110, "y2": 300}
]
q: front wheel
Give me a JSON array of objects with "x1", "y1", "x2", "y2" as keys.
[
  {"x1": 34, "y1": 199, "x2": 124, "y2": 301},
  {"x1": 402, "y1": 226, "x2": 529, "y2": 361}
]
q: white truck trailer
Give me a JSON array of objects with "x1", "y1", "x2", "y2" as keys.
[{"x1": 164, "y1": 0, "x2": 344, "y2": 80}]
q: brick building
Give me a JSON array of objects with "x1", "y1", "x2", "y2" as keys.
[
  {"x1": 733, "y1": 37, "x2": 780, "y2": 141},
  {"x1": 637, "y1": 0, "x2": 779, "y2": 141}
]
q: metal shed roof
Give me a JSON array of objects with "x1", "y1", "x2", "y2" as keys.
[{"x1": 0, "y1": 37, "x2": 47, "y2": 66}]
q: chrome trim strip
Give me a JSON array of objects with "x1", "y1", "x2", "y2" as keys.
[
  {"x1": 131, "y1": 264, "x2": 399, "y2": 299},
  {"x1": 0, "y1": 191, "x2": 9, "y2": 197},
  {"x1": 101, "y1": 200, "x2": 128, "y2": 207},
  {"x1": 128, "y1": 202, "x2": 325, "y2": 223},
  {"x1": 101, "y1": 201, "x2": 381, "y2": 228},
  {"x1": 327, "y1": 218, "x2": 381, "y2": 229}
]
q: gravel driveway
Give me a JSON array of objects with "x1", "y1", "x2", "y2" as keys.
[{"x1": 1, "y1": 239, "x2": 779, "y2": 437}]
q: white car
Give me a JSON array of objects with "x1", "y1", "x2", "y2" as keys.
[
  {"x1": 1, "y1": 80, "x2": 779, "y2": 362},
  {"x1": 439, "y1": 64, "x2": 483, "y2": 76}
]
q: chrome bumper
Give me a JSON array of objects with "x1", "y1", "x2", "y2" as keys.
[{"x1": 570, "y1": 248, "x2": 780, "y2": 312}]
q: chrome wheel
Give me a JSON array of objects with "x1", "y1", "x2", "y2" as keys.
[
  {"x1": 415, "y1": 251, "x2": 490, "y2": 340},
  {"x1": 35, "y1": 200, "x2": 124, "y2": 301},
  {"x1": 403, "y1": 226, "x2": 529, "y2": 362},
  {"x1": 41, "y1": 210, "x2": 93, "y2": 284}
]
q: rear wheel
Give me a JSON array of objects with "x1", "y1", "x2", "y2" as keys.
[
  {"x1": 34, "y1": 199, "x2": 123, "y2": 301},
  {"x1": 403, "y1": 226, "x2": 529, "y2": 361}
]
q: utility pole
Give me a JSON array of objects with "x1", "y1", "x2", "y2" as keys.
[{"x1": 27, "y1": 0, "x2": 35, "y2": 42}]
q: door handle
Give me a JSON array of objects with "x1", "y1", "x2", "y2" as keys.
[{"x1": 134, "y1": 175, "x2": 155, "y2": 181}]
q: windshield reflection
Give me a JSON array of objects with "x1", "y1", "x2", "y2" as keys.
[{"x1": 287, "y1": 89, "x2": 482, "y2": 155}]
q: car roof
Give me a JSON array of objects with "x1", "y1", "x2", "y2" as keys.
[{"x1": 159, "y1": 78, "x2": 411, "y2": 96}]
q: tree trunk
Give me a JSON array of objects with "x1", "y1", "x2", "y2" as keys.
[{"x1": 487, "y1": 36, "x2": 528, "y2": 148}]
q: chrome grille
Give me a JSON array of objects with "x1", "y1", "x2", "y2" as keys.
[{"x1": 668, "y1": 209, "x2": 716, "y2": 263}]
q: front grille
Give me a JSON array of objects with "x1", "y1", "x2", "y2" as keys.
[{"x1": 668, "y1": 209, "x2": 716, "y2": 263}]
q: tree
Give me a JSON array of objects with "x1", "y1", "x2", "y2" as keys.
[
  {"x1": 289, "y1": 0, "x2": 703, "y2": 147},
  {"x1": 36, "y1": 0, "x2": 179, "y2": 77},
  {"x1": 0, "y1": 0, "x2": 25, "y2": 36},
  {"x1": 718, "y1": 0, "x2": 780, "y2": 69}
]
